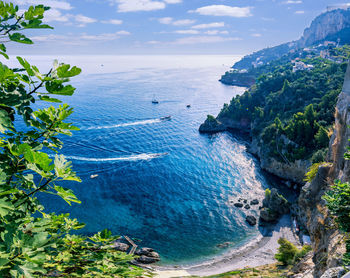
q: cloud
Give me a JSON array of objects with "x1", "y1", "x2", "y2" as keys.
[
  {"x1": 163, "y1": 0, "x2": 182, "y2": 3},
  {"x1": 31, "y1": 31, "x2": 131, "y2": 45},
  {"x1": 295, "y1": 10, "x2": 305, "y2": 14},
  {"x1": 114, "y1": 0, "x2": 165, "y2": 12},
  {"x1": 172, "y1": 35, "x2": 241, "y2": 45},
  {"x1": 101, "y1": 19, "x2": 123, "y2": 25},
  {"x1": 12, "y1": 0, "x2": 72, "y2": 10},
  {"x1": 43, "y1": 9, "x2": 70, "y2": 22},
  {"x1": 110, "y1": 0, "x2": 181, "y2": 12},
  {"x1": 282, "y1": 0, "x2": 302, "y2": 4},
  {"x1": 251, "y1": 33, "x2": 262, "y2": 37},
  {"x1": 175, "y1": 30, "x2": 200, "y2": 34},
  {"x1": 158, "y1": 17, "x2": 196, "y2": 26},
  {"x1": 190, "y1": 5, "x2": 252, "y2": 17},
  {"x1": 204, "y1": 30, "x2": 229, "y2": 35},
  {"x1": 75, "y1": 14, "x2": 97, "y2": 24},
  {"x1": 192, "y1": 22, "x2": 225, "y2": 29}
]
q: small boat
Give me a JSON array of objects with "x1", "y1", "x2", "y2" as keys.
[
  {"x1": 152, "y1": 94, "x2": 159, "y2": 104},
  {"x1": 160, "y1": 116, "x2": 171, "y2": 121},
  {"x1": 186, "y1": 104, "x2": 191, "y2": 108},
  {"x1": 90, "y1": 174, "x2": 99, "y2": 179}
]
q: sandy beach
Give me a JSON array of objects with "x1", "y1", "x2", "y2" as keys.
[{"x1": 155, "y1": 214, "x2": 299, "y2": 278}]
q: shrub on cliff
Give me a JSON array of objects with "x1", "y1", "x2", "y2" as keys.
[
  {"x1": 275, "y1": 238, "x2": 299, "y2": 265},
  {"x1": 0, "y1": 2, "x2": 144, "y2": 277},
  {"x1": 275, "y1": 238, "x2": 312, "y2": 265}
]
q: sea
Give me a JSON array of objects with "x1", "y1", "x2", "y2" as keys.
[{"x1": 9, "y1": 55, "x2": 280, "y2": 266}]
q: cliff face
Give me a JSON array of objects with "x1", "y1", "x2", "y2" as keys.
[
  {"x1": 297, "y1": 63, "x2": 350, "y2": 277},
  {"x1": 301, "y1": 9, "x2": 350, "y2": 47},
  {"x1": 249, "y1": 138, "x2": 311, "y2": 184}
]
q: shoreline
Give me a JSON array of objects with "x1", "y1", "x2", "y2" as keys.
[{"x1": 154, "y1": 214, "x2": 299, "y2": 277}]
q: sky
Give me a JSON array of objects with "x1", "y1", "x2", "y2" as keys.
[{"x1": 7, "y1": 0, "x2": 350, "y2": 55}]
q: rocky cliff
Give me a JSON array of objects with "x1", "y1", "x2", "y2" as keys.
[
  {"x1": 300, "y1": 9, "x2": 350, "y2": 47},
  {"x1": 297, "y1": 63, "x2": 350, "y2": 277}
]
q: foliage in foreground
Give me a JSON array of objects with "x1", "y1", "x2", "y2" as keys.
[
  {"x1": 0, "y1": 2, "x2": 144, "y2": 277},
  {"x1": 275, "y1": 238, "x2": 311, "y2": 265}
]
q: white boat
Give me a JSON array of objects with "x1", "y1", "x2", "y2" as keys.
[
  {"x1": 160, "y1": 116, "x2": 171, "y2": 121},
  {"x1": 90, "y1": 174, "x2": 99, "y2": 179}
]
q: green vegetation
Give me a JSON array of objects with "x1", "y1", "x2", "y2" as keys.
[
  {"x1": 304, "y1": 162, "x2": 324, "y2": 182},
  {"x1": 202, "y1": 263, "x2": 291, "y2": 278},
  {"x1": 275, "y1": 238, "x2": 311, "y2": 265},
  {"x1": 323, "y1": 141, "x2": 350, "y2": 266},
  {"x1": 218, "y1": 49, "x2": 349, "y2": 162},
  {"x1": 0, "y1": 2, "x2": 144, "y2": 277}
]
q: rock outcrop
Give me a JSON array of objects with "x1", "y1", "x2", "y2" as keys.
[
  {"x1": 297, "y1": 63, "x2": 350, "y2": 277},
  {"x1": 259, "y1": 188, "x2": 290, "y2": 224},
  {"x1": 199, "y1": 116, "x2": 226, "y2": 133}
]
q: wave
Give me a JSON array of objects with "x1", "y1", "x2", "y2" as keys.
[
  {"x1": 85, "y1": 119, "x2": 162, "y2": 130},
  {"x1": 61, "y1": 153, "x2": 168, "y2": 162}
]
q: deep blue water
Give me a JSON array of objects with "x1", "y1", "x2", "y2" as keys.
[{"x1": 24, "y1": 56, "x2": 275, "y2": 265}]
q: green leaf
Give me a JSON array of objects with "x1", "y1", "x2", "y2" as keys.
[
  {"x1": 0, "y1": 109, "x2": 13, "y2": 133},
  {"x1": 57, "y1": 64, "x2": 82, "y2": 78},
  {"x1": 9, "y1": 33, "x2": 33, "y2": 44},
  {"x1": 0, "y1": 198, "x2": 14, "y2": 217},
  {"x1": 54, "y1": 185, "x2": 81, "y2": 205},
  {"x1": 38, "y1": 96, "x2": 62, "y2": 103}
]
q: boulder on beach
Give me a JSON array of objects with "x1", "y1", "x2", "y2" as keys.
[
  {"x1": 111, "y1": 242, "x2": 129, "y2": 252},
  {"x1": 135, "y1": 247, "x2": 160, "y2": 264},
  {"x1": 135, "y1": 255, "x2": 160, "y2": 264},
  {"x1": 234, "y1": 202, "x2": 244, "y2": 208},
  {"x1": 244, "y1": 204, "x2": 251, "y2": 209},
  {"x1": 250, "y1": 199, "x2": 259, "y2": 205},
  {"x1": 246, "y1": 215, "x2": 257, "y2": 226}
]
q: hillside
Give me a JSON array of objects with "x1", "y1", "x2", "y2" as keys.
[
  {"x1": 201, "y1": 46, "x2": 350, "y2": 184},
  {"x1": 222, "y1": 8, "x2": 350, "y2": 86}
]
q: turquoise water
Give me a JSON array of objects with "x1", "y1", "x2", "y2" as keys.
[{"x1": 21, "y1": 56, "x2": 275, "y2": 265}]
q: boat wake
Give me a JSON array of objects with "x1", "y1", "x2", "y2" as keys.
[
  {"x1": 62, "y1": 153, "x2": 168, "y2": 162},
  {"x1": 85, "y1": 118, "x2": 163, "y2": 130}
]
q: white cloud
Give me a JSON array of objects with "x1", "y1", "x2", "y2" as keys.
[
  {"x1": 116, "y1": 30, "x2": 131, "y2": 35},
  {"x1": 32, "y1": 31, "x2": 130, "y2": 45},
  {"x1": 109, "y1": 0, "x2": 164, "y2": 12},
  {"x1": 204, "y1": 30, "x2": 229, "y2": 35},
  {"x1": 192, "y1": 22, "x2": 225, "y2": 29},
  {"x1": 163, "y1": 0, "x2": 182, "y2": 3},
  {"x1": 158, "y1": 17, "x2": 196, "y2": 26},
  {"x1": 282, "y1": 0, "x2": 302, "y2": 4},
  {"x1": 251, "y1": 33, "x2": 262, "y2": 37},
  {"x1": 158, "y1": 17, "x2": 174, "y2": 24},
  {"x1": 43, "y1": 9, "x2": 69, "y2": 22},
  {"x1": 190, "y1": 5, "x2": 252, "y2": 17},
  {"x1": 172, "y1": 19, "x2": 196, "y2": 26},
  {"x1": 101, "y1": 19, "x2": 123, "y2": 25},
  {"x1": 295, "y1": 10, "x2": 305, "y2": 14},
  {"x1": 175, "y1": 30, "x2": 200, "y2": 34},
  {"x1": 12, "y1": 0, "x2": 72, "y2": 10},
  {"x1": 75, "y1": 14, "x2": 97, "y2": 24},
  {"x1": 172, "y1": 35, "x2": 241, "y2": 45}
]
